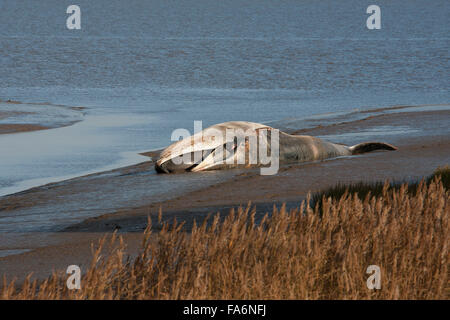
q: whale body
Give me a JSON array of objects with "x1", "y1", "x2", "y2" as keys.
[{"x1": 155, "y1": 121, "x2": 397, "y2": 173}]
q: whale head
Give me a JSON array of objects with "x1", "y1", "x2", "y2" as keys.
[{"x1": 155, "y1": 121, "x2": 273, "y2": 173}]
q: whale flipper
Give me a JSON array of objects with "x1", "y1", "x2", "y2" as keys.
[{"x1": 349, "y1": 142, "x2": 397, "y2": 155}]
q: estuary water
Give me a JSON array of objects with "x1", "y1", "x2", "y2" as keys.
[{"x1": 0, "y1": 0, "x2": 449, "y2": 196}]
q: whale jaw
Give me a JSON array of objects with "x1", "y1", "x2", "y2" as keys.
[
  {"x1": 155, "y1": 121, "x2": 271, "y2": 173},
  {"x1": 154, "y1": 159, "x2": 197, "y2": 173}
]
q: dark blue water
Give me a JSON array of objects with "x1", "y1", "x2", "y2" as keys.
[{"x1": 0, "y1": 0, "x2": 449, "y2": 195}]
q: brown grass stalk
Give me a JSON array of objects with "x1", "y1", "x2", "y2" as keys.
[{"x1": 1, "y1": 177, "x2": 448, "y2": 299}]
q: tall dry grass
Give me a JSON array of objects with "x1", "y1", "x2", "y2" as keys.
[
  {"x1": 1, "y1": 177, "x2": 448, "y2": 300},
  {"x1": 311, "y1": 165, "x2": 450, "y2": 211}
]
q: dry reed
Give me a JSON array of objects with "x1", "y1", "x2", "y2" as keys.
[{"x1": 1, "y1": 177, "x2": 448, "y2": 300}]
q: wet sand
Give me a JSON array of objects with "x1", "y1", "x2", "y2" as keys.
[
  {"x1": 0, "y1": 109, "x2": 49, "y2": 134},
  {"x1": 0, "y1": 107, "x2": 449, "y2": 283},
  {"x1": 0, "y1": 123, "x2": 50, "y2": 134},
  {"x1": 0, "y1": 100, "x2": 85, "y2": 135}
]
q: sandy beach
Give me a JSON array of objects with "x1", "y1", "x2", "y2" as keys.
[{"x1": 0, "y1": 106, "x2": 448, "y2": 283}]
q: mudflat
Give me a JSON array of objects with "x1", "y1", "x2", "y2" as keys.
[{"x1": 0, "y1": 107, "x2": 449, "y2": 283}]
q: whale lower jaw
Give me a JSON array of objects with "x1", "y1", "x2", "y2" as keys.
[{"x1": 154, "y1": 161, "x2": 197, "y2": 173}]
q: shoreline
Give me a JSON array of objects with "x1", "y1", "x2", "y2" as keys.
[
  {"x1": 0, "y1": 123, "x2": 50, "y2": 135},
  {"x1": 0, "y1": 106, "x2": 449, "y2": 282},
  {"x1": 0, "y1": 103, "x2": 448, "y2": 198},
  {"x1": 0, "y1": 101, "x2": 159, "y2": 198},
  {"x1": 0, "y1": 149, "x2": 152, "y2": 198},
  {"x1": 0, "y1": 99, "x2": 85, "y2": 135}
]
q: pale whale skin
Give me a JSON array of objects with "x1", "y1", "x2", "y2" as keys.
[{"x1": 155, "y1": 121, "x2": 397, "y2": 173}]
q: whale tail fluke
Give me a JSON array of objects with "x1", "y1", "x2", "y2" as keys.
[{"x1": 349, "y1": 142, "x2": 397, "y2": 155}]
